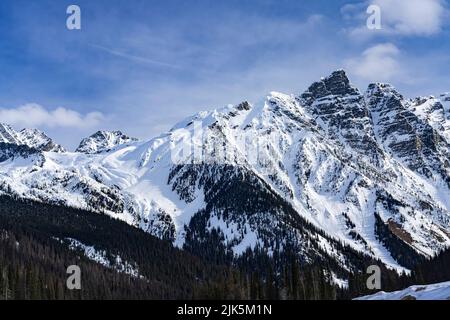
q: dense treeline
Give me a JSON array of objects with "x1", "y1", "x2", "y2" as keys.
[
  {"x1": 0, "y1": 195, "x2": 338, "y2": 300},
  {"x1": 0, "y1": 195, "x2": 244, "y2": 299},
  {"x1": 0, "y1": 228, "x2": 176, "y2": 299},
  {"x1": 2, "y1": 194, "x2": 449, "y2": 300},
  {"x1": 412, "y1": 248, "x2": 450, "y2": 285},
  {"x1": 171, "y1": 163, "x2": 445, "y2": 300},
  {"x1": 374, "y1": 213, "x2": 425, "y2": 269},
  {"x1": 179, "y1": 165, "x2": 412, "y2": 299},
  {"x1": 343, "y1": 245, "x2": 450, "y2": 299},
  {"x1": 194, "y1": 260, "x2": 338, "y2": 300}
]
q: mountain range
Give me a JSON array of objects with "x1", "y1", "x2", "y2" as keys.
[{"x1": 1, "y1": 70, "x2": 450, "y2": 274}]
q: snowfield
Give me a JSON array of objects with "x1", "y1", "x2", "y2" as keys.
[{"x1": 356, "y1": 281, "x2": 450, "y2": 300}]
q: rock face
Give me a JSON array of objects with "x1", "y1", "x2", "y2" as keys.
[
  {"x1": 1, "y1": 70, "x2": 450, "y2": 273},
  {"x1": 76, "y1": 130, "x2": 138, "y2": 154},
  {"x1": 367, "y1": 84, "x2": 450, "y2": 181},
  {"x1": 301, "y1": 70, "x2": 359, "y2": 100},
  {"x1": 0, "y1": 124, "x2": 65, "y2": 152},
  {"x1": 299, "y1": 71, "x2": 383, "y2": 165}
]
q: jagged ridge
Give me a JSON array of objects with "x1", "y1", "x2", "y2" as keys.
[{"x1": 1, "y1": 70, "x2": 450, "y2": 273}]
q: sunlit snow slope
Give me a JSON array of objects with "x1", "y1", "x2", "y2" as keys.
[
  {"x1": 1, "y1": 70, "x2": 450, "y2": 271},
  {"x1": 356, "y1": 281, "x2": 450, "y2": 300}
]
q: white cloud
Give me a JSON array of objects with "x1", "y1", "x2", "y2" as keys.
[
  {"x1": 0, "y1": 104, "x2": 104, "y2": 129},
  {"x1": 345, "y1": 43, "x2": 402, "y2": 81},
  {"x1": 342, "y1": 0, "x2": 447, "y2": 37}
]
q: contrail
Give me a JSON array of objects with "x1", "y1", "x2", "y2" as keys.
[{"x1": 89, "y1": 44, "x2": 183, "y2": 69}]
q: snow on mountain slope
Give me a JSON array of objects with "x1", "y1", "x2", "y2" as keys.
[
  {"x1": 355, "y1": 281, "x2": 450, "y2": 300},
  {"x1": 1, "y1": 70, "x2": 450, "y2": 272},
  {"x1": 19, "y1": 128, "x2": 66, "y2": 152},
  {"x1": 0, "y1": 123, "x2": 65, "y2": 152},
  {"x1": 62, "y1": 237, "x2": 140, "y2": 277},
  {"x1": 0, "y1": 123, "x2": 22, "y2": 145},
  {"x1": 409, "y1": 93, "x2": 450, "y2": 143},
  {"x1": 76, "y1": 130, "x2": 138, "y2": 154}
]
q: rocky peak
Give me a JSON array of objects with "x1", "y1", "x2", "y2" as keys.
[
  {"x1": 76, "y1": 130, "x2": 138, "y2": 154},
  {"x1": 410, "y1": 96, "x2": 445, "y2": 118},
  {"x1": 408, "y1": 96, "x2": 450, "y2": 143},
  {"x1": 3, "y1": 70, "x2": 450, "y2": 271},
  {"x1": 0, "y1": 123, "x2": 65, "y2": 152},
  {"x1": 19, "y1": 128, "x2": 66, "y2": 152},
  {"x1": 298, "y1": 71, "x2": 381, "y2": 163},
  {"x1": 365, "y1": 83, "x2": 404, "y2": 107},
  {"x1": 301, "y1": 70, "x2": 359, "y2": 101},
  {"x1": 235, "y1": 101, "x2": 251, "y2": 111},
  {"x1": 366, "y1": 84, "x2": 450, "y2": 179}
]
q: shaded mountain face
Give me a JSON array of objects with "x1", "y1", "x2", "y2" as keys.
[
  {"x1": 1, "y1": 70, "x2": 450, "y2": 272},
  {"x1": 366, "y1": 84, "x2": 450, "y2": 182},
  {"x1": 76, "y1": 130, "x2": 138, "y2": 154},
  {"x1": 0, "y1": 124, "x2": 65, "y2": 152}
]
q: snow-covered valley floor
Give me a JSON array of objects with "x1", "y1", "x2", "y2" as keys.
[{"x1": 355, "y1": 281, "x2": 450, "y2": 300}]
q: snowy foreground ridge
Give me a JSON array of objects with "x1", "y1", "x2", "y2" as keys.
[
  {"x1": 356, "y1": 281, "x2": 450, "y2": 300},
  {"x1": 1, "y1": 70, "x2": 450, "y2": 272}
]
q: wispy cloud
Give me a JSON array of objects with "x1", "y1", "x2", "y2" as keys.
[
  {"x1": 345, "y1": 43, "x2": 403, "y2": 82},
  {"x1": 2, "y1": 0, "x2": 450, "y2": 147},
  {"x1": 90, "y1": 44, "x2": 183, "y2": 69},
  {"x1": 0, "y1": 104, "x2": 104, "y2": 129}
]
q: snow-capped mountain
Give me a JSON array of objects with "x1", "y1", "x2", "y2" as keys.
[
  {"x1": 76, "y1": 130, "x2": 138, "y2": 154},
  {"x1": 0, "y1": 124, "x2": 65, "y2": 152},
  {"x1": 1, "y1": 70, "x2": 450, "y2": 272}
]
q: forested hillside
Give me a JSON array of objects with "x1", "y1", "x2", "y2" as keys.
[
  {"x1": 0, "y1": 195, "x2": 338, "y2": 299},
  {"x1": 2, "y1": 194, "x2": 448, "y2": 300},
  {"x1": 0, "y1": 195, "x2": 244, "y2": 299}
]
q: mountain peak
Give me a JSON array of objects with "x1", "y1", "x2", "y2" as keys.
[
  {"x1": 301, "y1": 69, "x2": 359, "y2": 101},
  {"x1": 439, "y1": 92, "x2": 450, "y2": 102},
  {"x1": 19, "y1": 128, "x2": 66, "y2": 152},
  {"x1": 365, "y1": 82, "x2": 403, "y2": 102},
  {"x1": 323, "y1": 69, "x2": 348, "y2": 81},
  {"x1": 76, "y1": 130, "x2": 138, "y2": 154},
  {"x1": 3, "y1": 70, "x2": 450, "y2": 273},
  {"x1": 0, "y1": 123, "x2": 65, "y2": 152}
]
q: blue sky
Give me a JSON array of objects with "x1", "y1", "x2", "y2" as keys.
[{"x1": 0, "y1": 0, "x2": 449, "y2": 149}]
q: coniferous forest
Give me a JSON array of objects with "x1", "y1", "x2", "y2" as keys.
[{"x1": 0, "y1": 194, "x2": 449, "y2": 300}]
